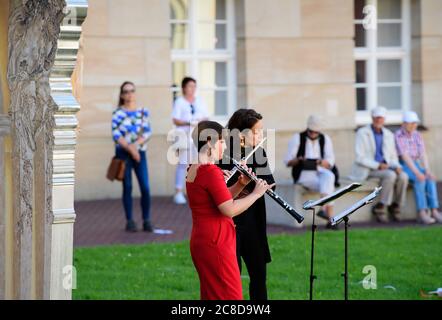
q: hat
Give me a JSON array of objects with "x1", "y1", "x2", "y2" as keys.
[
  {"x1": 403, "y1": 111, "x2": 420, "y2": 123},
  {"x1": 307, "y1": 115, "x2": 323, "y2": 132},
  {"x1": 371, "y1": 106, "x2": 387, "y2": 118}
]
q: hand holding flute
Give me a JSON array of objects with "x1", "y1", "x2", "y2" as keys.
[{"x1": 224, "y1": 155, "x2": 305, "y2": 224}]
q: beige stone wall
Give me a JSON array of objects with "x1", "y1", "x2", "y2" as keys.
[
  {"x1": 242, "y1": 0, "x2": 357, "y2": 182},
  {"x1": 74, "y1": 0, "x2": 442, "y2": 200},
  {"x1": 74, "y1": 0, "x2": 176, "y2": 200},
  {"x1": 415, "y1": 0, "x2": 442, "y2": 178}
]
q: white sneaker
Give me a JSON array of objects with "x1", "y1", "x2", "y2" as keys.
[{"x1": 174, "y1": 192, "x2": 187, "y2": 205}]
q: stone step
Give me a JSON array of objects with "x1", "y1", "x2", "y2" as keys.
[{"x1": 266, "y1": 178, "x2": 417, "y2": 228}]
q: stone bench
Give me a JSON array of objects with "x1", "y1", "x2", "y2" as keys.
[{"x1": 265, "y1": 178, "x2": 417, "y2": 228}]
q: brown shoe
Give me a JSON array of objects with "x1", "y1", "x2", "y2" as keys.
[
  {"x1": 388, "y1": 203, "x2": 401, "y2": 222},
  {"x1": 372, "y1": 203, "x2": 388, "y2": 223}
]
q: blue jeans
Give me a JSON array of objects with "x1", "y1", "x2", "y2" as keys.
[
  {"x1": 116, "y1": 147, "x2": 151, "y2": 222},
  {"x1": 401, "y1": 160, "x2": 439, "y2": 211}
]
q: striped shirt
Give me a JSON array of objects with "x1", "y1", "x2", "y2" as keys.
[
  {"x1": 394, "y1": 127, "x2": 425, "y2": 161},
  {"x1": 112, "y1": 107, "x2": 152, "y2": 151}
]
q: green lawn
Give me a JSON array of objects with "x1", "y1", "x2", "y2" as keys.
[{"x1": 73, "y1": 226, "x2": 442, "y2": 300}]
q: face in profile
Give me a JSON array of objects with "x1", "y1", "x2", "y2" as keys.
[
  {"x1": 242, "y1": 119, "x2": 264, "y2": 148},
  {"x1": 214, "y1": 139, "x2": 227, "y2": 160}
]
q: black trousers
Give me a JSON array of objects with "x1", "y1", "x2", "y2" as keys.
[{"x1": 237, "y1": 233, "x2": 268, "y2": 300}]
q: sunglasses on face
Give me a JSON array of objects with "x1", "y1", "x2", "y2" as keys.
[
  {"x1": 308, "y1": 129, "x2": 319, "y2": 135},
  {"x1": 122, "y1": 89, "x2": 136, "y2": 94}
]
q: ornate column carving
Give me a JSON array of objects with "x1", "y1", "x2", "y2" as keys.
[{"x1": 6, "y1": 0, "x2": 87, "y2": 299}]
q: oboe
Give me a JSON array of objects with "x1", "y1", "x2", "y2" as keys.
[{"x1": 224, "y1": 155, "x2": 304, "y2": 224}]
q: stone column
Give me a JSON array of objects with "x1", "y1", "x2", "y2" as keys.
[{"x1": 5, "y1": 0, "x2": 87, "y2": 300}]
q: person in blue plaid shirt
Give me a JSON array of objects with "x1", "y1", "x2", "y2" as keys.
[{"x1": 112, "y1": 81, "x2": 153, "y2": 232}]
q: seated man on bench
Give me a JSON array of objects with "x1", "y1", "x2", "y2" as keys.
[
  {"x1": 349, "y1": 106, "x2": 408, "y2": 223},
  {"x1": 284, "y1": 115, "x2": 338, "y2": 229}
]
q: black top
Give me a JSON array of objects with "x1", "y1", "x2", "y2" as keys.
[{"x1": 218, "y1": 146, "x2": 275, "y2": 263}]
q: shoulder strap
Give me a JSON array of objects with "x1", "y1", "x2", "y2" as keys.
[
  {"x1": 319, "y1": 133, "x2": 325, "y2": 159},
  {"x1": 296, "y1": 131, "x2": 308, "y2": 158}
]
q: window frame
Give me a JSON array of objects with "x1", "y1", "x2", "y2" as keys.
[
  {"x1": 170, "y1": 0, "x2": 236, "y2": 123},
  {"x1": 354, "y1": 0, "x2": 411, "y2": 125}
]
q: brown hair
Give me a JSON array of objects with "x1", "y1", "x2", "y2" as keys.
[
  {"x1": 181, "y1": 77, "x2": 197, "y2": 94},
  {"x1": 192, "y1": 120, "x2": 225, "y2": 152},
  {"x1": 226, "y1": 108, "x2": 263, "y2": 131}
]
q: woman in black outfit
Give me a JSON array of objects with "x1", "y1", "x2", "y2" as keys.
[{"x1": 219, "y1": 109, "x2": 275, "y2": 300}]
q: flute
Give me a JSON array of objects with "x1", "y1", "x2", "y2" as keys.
[
  {"x1": 224, "y1": 155, "x2": 305, "y2": 224},
  {"x1": 225, "y1": 138, "x2": 267, "y2": 183}
]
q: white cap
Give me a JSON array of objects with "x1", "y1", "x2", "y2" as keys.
[
  {"x1": 307, "y1": 115, "x2": 323, "y2": 132},
  {"x1": 403, "y1": 111, "x2": 420, "y2": 123},
  {"x1": 371, "y1": 106, "x2": 387, "y2": 118}
]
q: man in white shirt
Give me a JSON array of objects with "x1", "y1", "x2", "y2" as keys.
[
  {"x1": 171, "y1": 77, "x2": 209, "y2": 204},
  {"x1": 349, "y1": 106, "x2": 408, "y2": 223},
  {"x1": 284, "y1": 115, "x2": 336, "y2": 228}
]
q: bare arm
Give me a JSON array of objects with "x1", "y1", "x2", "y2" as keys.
[
  {"x1": 218, "y1": 179, "x2": 274, "y2": 218},
  {"x1": 117, "y1": 137, "x2": 140, "y2": 162},
  {"x1": 173, "y1": 118, "x2": 190, "y2": 126},
  {"x1": 228, "y1": 181, "x2": 247, "y2": 199}
]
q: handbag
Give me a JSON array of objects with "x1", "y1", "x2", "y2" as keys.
[
  {"x1": 106, "y1": 157, "x2": 125, "y2": 181},
  {"x1": 106, "y1": 108, "x2": 147, "y2": 182}
]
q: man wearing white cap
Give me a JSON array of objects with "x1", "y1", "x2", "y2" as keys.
[
  {"x1": 394, "y1": 111, "x2": 442, "y2": 224},
  {"x1": 350, "y1": 106, "x2": 408, "y2": 223},
  {"x1": 284, "y1": 115, "x2": 338, "y2": 228}
]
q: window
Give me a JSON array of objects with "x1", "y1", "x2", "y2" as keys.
[
  {"x1": 354, "y1": 0, "x2": 411, "y2": 124},
  {"x1": 170, "y1": 0, "x2": 236, "y2": 119}
]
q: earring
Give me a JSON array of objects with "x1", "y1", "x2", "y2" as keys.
[{"x1": 208, "y1": 148, "x2": 212, "y2": 157}]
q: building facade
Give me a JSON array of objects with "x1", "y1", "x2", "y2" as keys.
[{"x1": 73, "y1": 0, "x2": 442, "y2": 200}]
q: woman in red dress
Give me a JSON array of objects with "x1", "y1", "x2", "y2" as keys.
[{"x1": 186, "y1": 121, "x2": 273, "y2": 300}]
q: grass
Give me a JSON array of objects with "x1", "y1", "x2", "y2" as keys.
[{"x1": 72, "y1": 225, "x2": 442, "y2": 300}]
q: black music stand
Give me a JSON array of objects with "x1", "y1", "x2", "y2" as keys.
[
  {"x1": 330, "y1": 187, "x2": 382, "y2": 300},
  {"x1": 302, "y1": 182, "x2": 361, "y2": 300}
]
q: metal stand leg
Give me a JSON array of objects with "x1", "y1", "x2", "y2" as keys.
[
  {"x1": 309, "y1": 208, "x2": 317, "y2": 300},
  {"x1": 341, "y1": 216, "x2": 349, "y2": 300}
]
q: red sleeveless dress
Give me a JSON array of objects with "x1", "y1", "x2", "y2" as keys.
[{"x1": 186, "y1": 164, "x2": 243, "y2": 300}]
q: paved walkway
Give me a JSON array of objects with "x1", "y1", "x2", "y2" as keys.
[{"x1": 73, "y1": 196, "x2": 431, "y2": 247}]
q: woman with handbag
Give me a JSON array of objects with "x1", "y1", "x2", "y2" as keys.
[
  {"x1": 171, "y1": 77, "x2": 209, "y2": 205},
  {"x1": 111, "y1": 81, "x2": 154, "y2": 232}
]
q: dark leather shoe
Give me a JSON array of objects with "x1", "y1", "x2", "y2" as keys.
[
  {"x1": 143, "y1": 220, "x2": 154, "y2": 232},
  {"x1": 326, "y1": 222, "x2": 339, "y2": 230},
  {"x1": 126, "y1": 220, "x2": 137, "y2": 232},
  {"x1": 372, "y1": 203, "x2": 388, "y2": 223},
  {"x1": 388, "y1": 203, "x2": 401, "y2": 222}
]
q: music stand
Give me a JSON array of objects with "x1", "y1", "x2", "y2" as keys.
[
  {"x1": 302, "y1": 182, "x2": 361, "y2": 300},
  {"x1": 330, "y1": 187, "x2": 382, "y2": 300}
]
